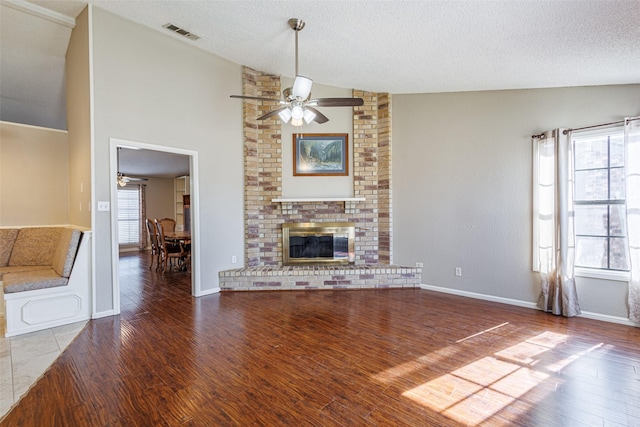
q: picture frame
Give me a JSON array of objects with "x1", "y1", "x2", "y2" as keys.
[{"x1": 293, "y1": 133, "x2": 349, "y2": 176}]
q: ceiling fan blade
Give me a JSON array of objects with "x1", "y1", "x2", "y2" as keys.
[
  {"x1": 292, "y1": 75, "x2": 313, "y2": 99},
  {"x1": 230, "y1": 95, "x2": 282, "y2": 103},
  {"x1": 305, "y1": 107, "x2": 329, "y2": 124},
  {"x1": 309, "y1": 97, "x2": 364, "y2": 107},
  {"x1": 257, "y1": 106, "x2": 290, "y2": 121}
]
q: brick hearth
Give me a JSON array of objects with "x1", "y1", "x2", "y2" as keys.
[{"x1": 219, "y1": 265, "x2": 421, "y2": 291}]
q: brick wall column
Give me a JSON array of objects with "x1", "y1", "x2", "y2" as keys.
[
  {"x1": 353, "y1": 90, "x2": 379, "y2": 264},
  {"x1": 242, "y1": 67, "x2": 282, "y2": 266},
  {"x1": 377, "y1": 93, "x2": 392, "y2": 263}
]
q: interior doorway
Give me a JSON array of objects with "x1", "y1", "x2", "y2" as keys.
[{"x1": 109, "y1": 138, "x2": 201, "y2": 314}]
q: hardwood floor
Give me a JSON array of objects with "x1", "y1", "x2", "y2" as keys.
[{"x1": 2, "y1": 252, "x2": 640, "y2": 426}]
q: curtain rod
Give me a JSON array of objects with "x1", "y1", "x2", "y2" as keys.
[
  {"x1": 562, "y1": 118, "x2": 637, "y2": 135},
  {"x1": 532, "y1": 117, "x2": 640, "y2": 138}
]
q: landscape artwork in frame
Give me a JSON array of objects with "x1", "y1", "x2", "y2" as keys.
[{"x1": 293, "y1": 133, "x2": 349, "y2": 176}]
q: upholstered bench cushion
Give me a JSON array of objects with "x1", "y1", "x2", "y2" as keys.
[
  {"x1": 0, "y1": 265, "x2": 51, "y2": 281},
  {"x1": 3, "y1": 269, "x2": 69, "y2": 293},
  {"x1": 9, "y1": 227, "x2": 61, "y2": 266},
  {"x1": 0, "y1": 229, "x2": 19, "y2": 267},
  {"x1": 52, "y1": 228, "x2": 82, "y2": 278}
]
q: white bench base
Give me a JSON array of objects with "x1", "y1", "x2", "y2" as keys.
[{"x1": 3, "y1": 232, "x2": 92, "y2": 337}]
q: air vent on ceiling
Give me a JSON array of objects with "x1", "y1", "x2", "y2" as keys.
[{"x1": 162, "y1": 23, "x2": 200, "y2": 41}]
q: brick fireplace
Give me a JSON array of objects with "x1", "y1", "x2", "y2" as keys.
[{"x1": 219, "y1": 67, "x2": 420, "y2": 290}]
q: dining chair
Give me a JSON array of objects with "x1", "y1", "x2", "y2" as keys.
[
  {"x1": 145, "y1": 218, "x2": 160, "y2": 271},
  {"x1": 157, "y1": 217, "x2": 176, "y2": 233},
  {"x1": 155, "y1": 219, "x2": 184, "y2": 273}
]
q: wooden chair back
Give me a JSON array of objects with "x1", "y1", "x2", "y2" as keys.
[
  {"x1": 157, "y1": 218, "x2": 176, "y2": 233},
  {"x1": 145, "y1": 218, "x2": 160, "y2": 270},
  {"x1": 155, "y1": 219, "x2": 184, "y2": 272}
]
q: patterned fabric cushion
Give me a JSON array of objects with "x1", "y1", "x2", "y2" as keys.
[
  {"x1": 2, "y1": 269, "x2": 69, "y2": 293},
  {"x1": 0, "y1": 265, "x2": 52, "y2": 274},
  {"x1": 9, "y1": 227, "x2": 61, "y2": 267},
  {"x1": 51, "y1": 228, "x2": 82, "y2": 278},
  {"x1": 0, "y1": 265, "x2": 51, "y2": 281},
  {"x1": 0, "y1": 229, "x2": 19, "y2": 267}
]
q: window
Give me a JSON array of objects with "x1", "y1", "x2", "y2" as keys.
[
  {"x1": 117, "y1": 186, "x2": 141, "y2": 247},
  {"x1": 573, "y1": 127, "x2": 629, "y2": 272}
]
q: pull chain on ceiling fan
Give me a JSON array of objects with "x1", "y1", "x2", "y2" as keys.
[{"x1": 230, "y1": 18, "x2": 364, "y2": 126}]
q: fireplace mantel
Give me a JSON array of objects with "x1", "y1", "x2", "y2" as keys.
[
  {"x1": 272, "y1": 197, "x2": 366, "y2": 203},
  {"x1": 272, "y1": 197, "x2": 366, "y2": 214}
]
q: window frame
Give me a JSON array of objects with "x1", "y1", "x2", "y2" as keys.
[{"x1": 571, "y1": 126, "x2": 630, "y2": 281}]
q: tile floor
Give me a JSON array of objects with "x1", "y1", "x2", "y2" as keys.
[{"x1": 0, "y1": 320, "x2": 87, "y2": 418}]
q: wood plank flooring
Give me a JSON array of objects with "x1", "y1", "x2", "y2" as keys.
[{"x1": 2, "y1": 251, "x2": 640, "y2": 426}]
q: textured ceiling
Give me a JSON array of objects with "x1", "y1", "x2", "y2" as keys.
[
  {"x1": 118, "y1": 148, "x2": 190, "y2": 179},
  {"x1": 1, "y1": 0, "x2": 639, "y2": 174},
  {"x1": 37, "y1": 0, "x2": 640, "y2": 94}
]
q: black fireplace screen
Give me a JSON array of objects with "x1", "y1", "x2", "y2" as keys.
[{"x1": 289, "y1": 234, "x2": 349, "y2": 259}]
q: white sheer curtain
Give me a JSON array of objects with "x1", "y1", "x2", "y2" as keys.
[
  {"x1": 625, "y1": 117, "x2": 640, "y2": 322},
  {"x1": 534, "y1": 129, "x2": 581, "y2": 317}
]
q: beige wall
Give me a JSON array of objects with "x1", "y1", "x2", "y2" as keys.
[
  {"x1": 393, "y1": 84, "x2": 640, "y2": 320},
  {"x1": 86, "y1": 7, "x2": 244, "y2": 313},
  {"x1": 144, "y1": 178, "x2": 175, "y2": 225},
  {"x1": 65, "y1": 6, "x2": 92, "y2": 228},
  {"x1": 0, "y1": 121, "x2": 69, "y2": 226}
]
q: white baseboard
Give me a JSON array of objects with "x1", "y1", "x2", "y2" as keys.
[
  {"x1": 578, "y1": 310, "x2": 638, "y2": 327},
  {"x1": 198, "y1": 287, "x2": 220, "y2": 297},
  {"x1": 92, "y1": 309, "x2": 115, "y2": 319},
  {"x1": 420, "y1": 283, "x2": 639, "y2": 328},
  {"x1": 420, "y1": 283, "x2": 538, "y2": 309}
]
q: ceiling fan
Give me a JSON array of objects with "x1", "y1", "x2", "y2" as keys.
[
  {"x1": 230, "y1": 18, "x2": 364, "y2": 126},
  {"x1": 117, "y1": 148, "x2": 148, "y2": 187},
  {"x1": 117, "y1": 173, "x2": 148, "y2": 187}
]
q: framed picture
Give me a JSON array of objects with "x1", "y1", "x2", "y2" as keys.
[{"x1": 293, "y1": 133, "x2": 349, "y2": 176}]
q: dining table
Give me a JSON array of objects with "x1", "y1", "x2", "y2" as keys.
[
  {"x1": 164, "y1": 230, "x2": 191, "y2": 244},
  {"x1": 164, "y1": 230, "x2": 191, "y2": 270}
]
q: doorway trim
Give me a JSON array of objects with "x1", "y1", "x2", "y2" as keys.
[{"x1": 109, "y1": 138, "x2": 201, "y2": 314}]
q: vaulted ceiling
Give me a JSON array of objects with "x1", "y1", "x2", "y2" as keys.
[{"x1": 2, "y1": 0, "x2": 639, "y2": 130}]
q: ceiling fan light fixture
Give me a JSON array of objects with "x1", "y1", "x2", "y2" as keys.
[
  {"x1": 303, "y1": 109, "x2": 316, "y2": 124},
  {"x1": 291, "y1": 105, "x2": 304, "y2": 120},
  {"x1": 278, "y1": 108, "x2": 292, "y2": 123},
  {"x1": 230, "y1": 18, "x2": 364, "y2": 126},
  {"x1": 292, "y1": 75, "x2": 313, "y2": 99}
]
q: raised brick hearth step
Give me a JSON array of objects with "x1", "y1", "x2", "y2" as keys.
[{"x1": 219, "y1": 264, "x2": 422, "y2": 291}]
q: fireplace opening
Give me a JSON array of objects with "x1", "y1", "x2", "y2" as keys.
[{"x1": 283, "y1": 222, "x2": 355, "y2": 265}]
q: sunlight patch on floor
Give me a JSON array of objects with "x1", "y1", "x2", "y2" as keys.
[
  {"x1": 372, "y1": 329, "x2": 599, "y2": 425},
  {"x1": 545, "y1": 342, "x2": 603, "y2": 373},
  {"x1": 403, "y1": 360, "x2": 550, "y2": 425},
  {"x1": 373, "y1": 346, "x2": 460, "y2": 383},
  {"x1": 455, "y1": 322, "x2": 510, "y2": 343}
]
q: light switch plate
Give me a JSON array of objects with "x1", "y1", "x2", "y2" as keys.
[{"x1": 97, "y1": 201, "x2": 110, "y2": 211}]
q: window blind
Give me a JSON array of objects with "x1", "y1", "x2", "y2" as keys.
[{"x1": 117, "y1": 186, "x2": 141, "y2": 246}]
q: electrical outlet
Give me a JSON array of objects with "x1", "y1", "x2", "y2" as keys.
[
  {"x1": 232, "y1": 256, "x2": 237, "y2": 264},
  {"x1": 455, "y1": 267, "x2": 462, "y2": 277},
  {"x1": 416, "y1": 262, "x2": 424, "y2": 268}
]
